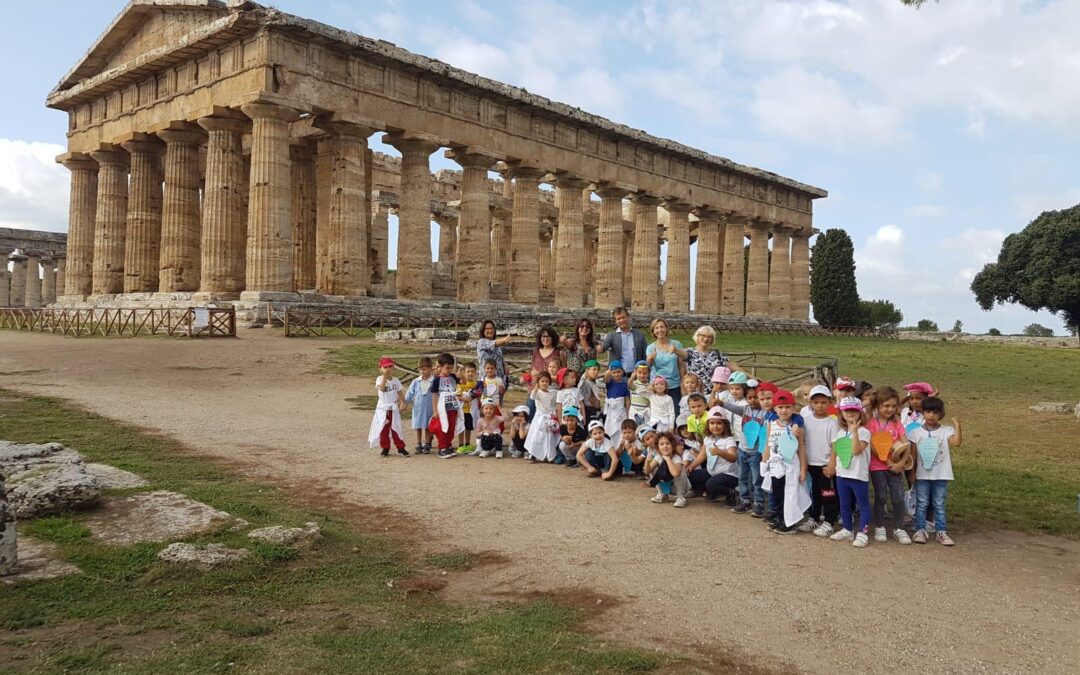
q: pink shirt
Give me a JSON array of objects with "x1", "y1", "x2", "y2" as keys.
[
  {"x1": 476, "y1": 415, "x2": 504, "y2": 435},
  {"x1": 866, "y1": 416, "x2": 905, "y2": 471}
]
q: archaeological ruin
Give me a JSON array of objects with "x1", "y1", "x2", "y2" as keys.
[
  {"x1": 1, "y1": 228, "x2": 68, "y2": 309},
  {"x1": 37, "y1": 0, "x2": 826, "y2": 321}
]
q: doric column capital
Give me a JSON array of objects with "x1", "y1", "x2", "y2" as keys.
[
  {"x1": 630, "y1": 193, "x2": 663, "y2": 207},
  {"x1": 445, "y1": 147, "x2": 499, "y2": 169},
  {"x1": 315, "y1": 119, "x2": 377, "y2": 139},
  {"x1": 595, "y1": 186, "x2": 628, "y2": 200},
  {"x1": 663, "y1": 201, "x2": 694, "y2": 215},
  {"x1": 506, "y1": 161, "x2": 546, "y2": 180},
  {"x1": 240, "y1": 102, "x2": 300, "y2": 123},
  {"x1": 555, "y1": 175, "x2": 590, "y2": 190},
  {"x1": 198, "y1": 115, "x2": 252, "y2": 134},
  {"x1": 8, "y1": 252, "x2": 28, "y2": 263},
  {"x1": 119, "y1": 135, "x2": 164, "y2": 156},
  {"x1": 157, "y1": 128, "x2": 206, "y2": 146},
  {"x1": 382, "y1": 131, "x2": 444, "y2": 155},
  {"x1": 57, "y1": 152, "x2": 98, "y2": 172},
  {"x1": 88, "y1": 147, "x2": 129, "y2": 167}
]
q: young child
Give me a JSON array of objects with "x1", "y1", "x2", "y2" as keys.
[
  {"x1": 645, "y1": 431, "x2": 689, "y2": 508},
  {"x1": 802, "y1": 385, "x2": 840, "y2": 537},
  {"x1": 629, "y1": 361, "x2": 653, "y2": 424},
  {"x1": 456, "y1": 362, "x2": 480, "y2": 454},
  {"x1": 648, "y1": 376, "x2": 676, "y2": 432},
  {"x1": 901, "y1": 382, "x2": 935, "y2": 429},
  {"x1": 827, "y1": 397, "x2": 873, "y2": 547},
  {"x1": 430, "y1": 353, "x2": 465, "y2": 459},
  {"x1": 677, "y1": 415, "x2": 703, "y2": 491},
  {"x1": 480, "y1": 359, "x2": 506, "y2": 410},
  {"x1": 631, "y1": 424, "x2": 658, "y2": 478},
  {"x1": 687, "y1": 409, "x2": 739, "y2": 503},
  {"x1": 524, "y1": 371, "x2": 560, "y2": 462},
  {"x1": 615, "y1": 418, "x2": 641, "y2": 476},
  {"x1": 508, "y1": 404, "x2": 530, "y2": 459},
  {"x1": 556, "y1": 368, "x2": 583, "y2": 421},
  {"x1": 684, "y1": 394, "x2": 709, "y2": 443},
  {"x1": 907, "y1": 396, "x2": 961, "y2": 546},
  {"x1": 603, "y1": 361, "x2": 631, "y2": 445},
  {"x1": 579, "y1": 420, "x2": 620, "y2": 480},
  {"x1": 579, "y1": 360, "x2": 604, "y2": 423},
  {"x1": 760, "y1": 390, "x2": 809, "y2": 534},
  {"x1": 678, "y1": 373, "x2": 703, "y2": 413},
  {"x1": 708, "y1": 367, "x2": 732, "y2": 407},
  {"x1": 722, "y1": 373, "x2": 767, "y2": 517},
  {"x1": 557, "y1": 407, "x2": 587, "y2": 467},
  {"x1": 404, "y1": 356, "x2": 434, "y2": 454},
  {"x1": 855, "y1": 380, "x2": 875, "y2": 411},
  {"x1": 368, "y1": 357, "x2": 410, "y2": 457},
  {"x1": 474, "y1": 398, "x2": 505, "y2": 458},
  {"x1": 867, "y1": 386, "x2": 911, "y2": 544}
]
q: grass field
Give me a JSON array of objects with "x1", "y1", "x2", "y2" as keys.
[
  {"x1": 329, "y1": 333, "x2": 1080, "y2": 538},
  {"x1": 0, "y1": 391, "x2": 665, "y2": 673}
]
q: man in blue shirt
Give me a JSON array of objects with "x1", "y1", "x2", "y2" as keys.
[{"x1": 599, "y1": 307, "x2": 646, "y2": 367}]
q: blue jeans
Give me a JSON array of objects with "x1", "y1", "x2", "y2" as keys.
[
  {"x1": 737, "y1": 449, "x2": 763, "y2": 506},
  {"x1": 584, "y1": 449, "x2": 621, "y2": 476},
  {"x1": 837, "y1": 476, "x2": 871, "y2": 533},
  {"x1": 915, "y1": 479, "x2": 949, "y2": 532}
]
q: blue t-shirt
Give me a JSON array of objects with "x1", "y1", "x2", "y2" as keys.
[
  {"x1": 765, "y1": 410, "x2": 804, "y2": 428},
  {"x1": 606, "y1": 379, "x2": 630, "y2": 399},
  {"x1": 646, "y1": 340, "x2": 683, "y2": 386}
]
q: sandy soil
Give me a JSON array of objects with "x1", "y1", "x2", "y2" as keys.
[{"x1": 1, "y1": 330, "x2": 1077, "y2": 674}]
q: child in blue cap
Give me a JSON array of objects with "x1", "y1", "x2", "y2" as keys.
[{"x1": 603, "y1": 360, "x2": 631, "y2": 445}]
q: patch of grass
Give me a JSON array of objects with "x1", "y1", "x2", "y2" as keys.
[
  {"x1": 322, "y1": 342, "x2": 427, "y2": 377},
  {"x1": 344, "y1": 394, "x2": 378, "y2": 410},
  {"x1": 0, "y1": 391, "x2": 668, "y2": 673},
  {"x1": 426, "y1": 551, "x2": 480, "y2": 571}
]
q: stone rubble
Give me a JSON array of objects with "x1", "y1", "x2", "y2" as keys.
[
  {"x1": 83, "y1": 463, "x2": 150, "y2": 489},
  {"x1": 157, "y1": 542, "x2": 252, "y2": 569},
  {"x1": 82, "y1": 490, "x2": 236, "y2": 546},
  {"x1": 1, "y1": 537, "x2": 80, "y2": 584},
  {"x1": 0, "y1": 442, "x2": 101, "y2": 520},
  {"x1": 247, "y1": 521, "x2": 321, "y2": 548},
  {"x1": 1028, "y1": 402, "x2": 1076, "y2": 414}
]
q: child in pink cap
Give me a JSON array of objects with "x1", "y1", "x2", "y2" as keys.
[{"x1": 901, "y1": 382, "x2": 935, "y2": 429}]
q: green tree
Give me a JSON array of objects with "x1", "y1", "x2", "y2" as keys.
[
  {"x1": 858, "y1": 299, "x2": 903, "y2": 329},
  {"x1": 971, "y1": 204, "x2": 1080, "y2": 331},
  {"x1": 951, "y1": 320, "x2": 963, "y2": 333},
  {"x1": 810, "y1": 229, "x2": 860, "y2": 327},
  {"x1": 988, "y1": 328, "x2": 1002, "y2": 336},
  {"x1": 916, "y1": 319, "x2": 938, "y2": 332},
  {"x1": 1023, "y1": 323, "x2": 1054, "y2": 337}
]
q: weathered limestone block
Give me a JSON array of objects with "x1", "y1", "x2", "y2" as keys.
[
  {"x1": 82, "y1": 490, "x2": 235, "y2": 546},
  {"x1": 247, "y1": 522, "x2": 321, "y2": 548},
  {"x1": 0, "y1": 477, "x2": 15, "y2": 576},
  {"x1": 158, "y1": 542, "x2": 251, "y2": 569},
  {"x1": 1, "y1": 537, "x2": 81, "y2": 584},
  {"x1": 7, "y1": 465, "x2": 101, "y2": 520},
  {"x1": 84, "y1": 463, "x2": 149, "y2": 489}
]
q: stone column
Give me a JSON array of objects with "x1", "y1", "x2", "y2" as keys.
[
  {"x1": 583, "y1": 223, "x2": 597, "y2": 303},
  {"x1": 437, "y1": 215, "x2": 457, "y2": 265},
  {"x1": 555, "y1": 176, "x2": 589, "y2": 307},
  {"x1": 538, "y1": 223, "x2": 553, "y2": 292},
  {"x1": 24, "y1": 254, "x2": 42, "y2": 308},
  {"x1": 594, "y1": 187, "x2": 627, "y2": 309},
  {"x1": 508, "y1": 165, "x2": 543, "y2": 304},
  {"x1": 494, "y1": 215, "x2": 512, "y2": 286},
  {"x1": 41, "y1": 257, "x2": 56, "y2": 305},
  {"x1": 157, "y1": 129, "x2": 204, "y2": 292},
  {"x1": 370, "y1": 203, "x2": 390, "y2": 286},
  {"x1": 790, "y1": 229, "x2": 812, "y2": 320},
  {"x1": 192, "y1": 116, "x2": 248, "y2": 296},
  {"x1": 720, "y1": 214, "x2": 747, "y2": 315},
  {"x1": 384, "y1": 133, "x2": 441, "y2": 299},
  {"x1": 289, "y1": 143, "x2": 317, "y2": 291},
  {"x1": 623, "y1": 224, "x2": 635, "y2": 306},
  {"x1": 58, "y1": 154, "x2": 98, "y2": 297},
  {"x1": 0, "y1": 251, "x2": 10, "y2": 307},
  {"x1": 663, "y1": 202, "x2": 692, "y2": 313},
  {"x1": 746, "y1": 220, "x2": 771, "y2": 317},
  {"x1": 89, "y1": 148, "x2": 129, "y2": 295},
  {"x1": 769, "y1": 225, "x2": 792, "y2": 319},
  {"x1": 694, "y1": 209, "x2": 721, "y2": 314},
  {"x1": 630, "y1": 194, "x2": 662, "y2": 310},
  {"x1": 241, "y1": 102, "x2": 299, "y2": 295},
  {"x1": 314, "y1": 138, "x2": 331, "y2": 292},
  {"x1": 9, "y1": 254, "x2": 27, "y2": 307},
  {"x1": 55, "y1": 255, "x2": 66, "y2": 297},
  {"x1": 447, "y1": 149, "x2": 495, "y2": 302},
  {"x1": 315, "y1": 119, "x2": 373, "y2": 296},
  {"x1": 119, "y1": 137, "x2": 163, "y2": 294}
]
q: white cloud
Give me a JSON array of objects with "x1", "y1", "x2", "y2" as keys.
[{"x1": 0, "y1": 139, "x2": 68, "y2": 233}]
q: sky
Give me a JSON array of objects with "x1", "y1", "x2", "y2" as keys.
[{"x1": 2, "y1": 0, "x2": 1077, "y2": 334}]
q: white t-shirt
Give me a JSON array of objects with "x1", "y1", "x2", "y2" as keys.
[
  {"x1": 900, "y1": 406, "x2": 923, "y2": 428},
  {"x1": 583, "y1": 437, "x2": 615, "y2": 455},
  {"x1": 832, "y1": 427, "x2": 872, "y2": 481},
  {"x1": 375, "y1": 376, "x2": 403, "y2": 410},
  {"x1": 556, "y1": 388, "x2": 582, "y2": 414},
  {"x1": 704, "y1": 435, "x2": 738, "y2": 476},
  {"x1": 908, "y1": 424, "x2": 955, "y2": 481},
  {"x1": 803, "y1": 414, "x2": 838, "y2": 466}
]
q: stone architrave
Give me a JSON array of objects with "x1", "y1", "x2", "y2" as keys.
[
  {"x1": 555, "y1": 176, "x2": 589, "y2": 308},
  {"x1": 88, "y1": 148, "x2": 129, "y2": 295},
  {"x1": 316, "y1": 118, "x2": 373, "y2": 296},
  {"x1": 384, "y1": 132, "x2": 441, "y2": 299},
  {"x1": 41, "y1": 258, "x2": 56, "y2": 305},
  {"x1": 58, "y1": 155, "x2": 97, "y2": 297},
  {"x1": 745, "y1": 220, "x2": 771, "y2": 317},
  {"x1": 769, "y1": 225, "x2": 793, "y2": 319},
  {"x1": 241, "y1": 102, "x2": 299, "y2": 295},
  {"x1": 594, "y1": 187, "x2": 627, "y2": 309},
  {"x1": 630, "y1": 194, "x2": 662, "y2": 310},
  {"x1": 197, "y1": 116, "x2": 249, "y2": 296},
  {"x1": 694, "y1": 209, "x2": 721, "y2": 314},
  {"x1": 55, "y1": 256, "x2": 66, "y2": 297},
  {"x1": 289, "y1": 143, "x2": 317, "y2": 291},
  {"x1": 157, "y1": 128, "x2": 204, "y2": 293},
  {"x1": 9, "y1": 254, "x2": 28, "y2": 307},
  {"x1": 663, "y1": 202, "x2": 692, "y2": 313},
  {"x1": 720, "y1": 214, "x2": 747, "y2": 315},
  {"x1": 120, "y1": 137, "x2": 163, "y2": 294},
  {"x1": 447, "y1": 149, "x2": 496, "y2": 302},
  {"x1": 508, "y1": 164, "x2": 544, "y2": 304},
  {"x1": 790, "y1": 230, "x2": 812, "y2": 320},
  {"x1": 24, "y1": 254, "x2": 42, "y2": 308}
]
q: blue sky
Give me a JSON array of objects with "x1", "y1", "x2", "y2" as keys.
[{"x1": 3, "y1": 0, "x2": 1077, "y2": 333}]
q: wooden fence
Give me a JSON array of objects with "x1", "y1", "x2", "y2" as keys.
[{"x1": 0, "y1": 307, "x2": 236, "y2": 338}]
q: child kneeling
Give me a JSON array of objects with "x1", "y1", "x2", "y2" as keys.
[{"x1": 578, "y1": 421, "x2": 621, "y2": 480}]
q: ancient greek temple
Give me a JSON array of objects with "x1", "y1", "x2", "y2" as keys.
[
  {"x1": 1, "y1": 228, "x2": 67, "y2": 308},
  {"x1": 45, "y1": 0, "x2": 826, "y2": 319}
]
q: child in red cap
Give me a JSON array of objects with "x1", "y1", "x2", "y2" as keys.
[
  {"x1": 761, "y1": 389, "x2": 810, "y2": 534},
  {"x1": 368, "y1": 357, "x2": 409, "y2": 457}
]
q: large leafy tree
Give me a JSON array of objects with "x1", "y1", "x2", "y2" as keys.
[
  {"x1": 971, "y1": 204, "x2": 1080, "y2": 332},
  {"x1": 810, "y1": 229, "x2": 861, "y2": 327},
  {"x1": 859, "y1": 299, "x2": 903, "y2": 329}
]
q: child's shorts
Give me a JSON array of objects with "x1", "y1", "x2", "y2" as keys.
[
  {"x1": 479, "y1": 434, "x2": 503, "y2": 452},
  {"x1": 463, "y1": 414, "x2": 474, "y2": 431}
]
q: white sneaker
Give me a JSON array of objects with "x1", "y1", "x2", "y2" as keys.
[
  {"x1": 477, "y1": 450, "x2": 490, "y2": 458},
  {"x1": 797, "y1": 519, "x2": 818, "y2": 533},
  {"x1": 509, "y1": 450, "x2": 523, "y2": 459},
  {"x1": 894, "y1": 529, "x2": 912, "y2": 545},
  {"x1": 853, "y1": 532, "x2": 869, "y2": 548},
  {"x1": 495, "y1": 450, "x2": 504, "y2": 459},
  {"x1": 813, "y1": 521, "x2": 834, "y2": 538},
  {"x1": 651, "y1": 491, "x2": 667, "y2": 504},
  {"x1": 829, "y1": 528, "x2": 853, "y2": 542},
  {"x1": 874, "y1": 527, "x2": 887, "y2": 543},
  {"x1": 684, "y1": 491, "x2": 698, "y2": 499},
  {"x1": 673, "y1": 496, "x2": 687, "y2": 508}
]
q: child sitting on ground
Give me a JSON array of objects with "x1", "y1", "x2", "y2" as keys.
[
  {"x1": 645, "y1": 431, "x2": 690, "y2": 508},
  {"x1": 689, "y1": 409, "x2": 739, "y2": 504},
  {"x1": 368, "y1": 357, "x2": 409, "y2": 457},
  {"x1": 648, "y1": 376, "x2": 676, "y2": 432},
  {"x1": 404, "y1": 356, "x2": 434, "y2": 454},
  {"x1": 615, "y1": 418, "x2": 642, "y2": 476},
  {"x1": 907, "y1": 396, "x2": 962, "y2": 546},
  {"x1": 629, "y1": 361, "x2": 653, "y2": 424},
  {"x1": 603, "y1": 361, "x2": 631, "y2": 445},
  {"x1": 557, "y1": 407, "x2": 587, "y2": 467},
  {"x1": 508, "y1": 405, "x2": 530, "y2": 459},
  {"x1": 633, "y1": 425, "x2": 658, "y2": 479},
  {"x1": 579, "y1": 420, "x2": 621, "y2": 480},
  {"x1": 474, "y1": 398, "x2": 505, "y2": 458}
]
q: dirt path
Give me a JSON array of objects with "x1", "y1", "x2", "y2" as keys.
[{"x1": 1, "y1": 331, "x2": 1077, "y2": 674}]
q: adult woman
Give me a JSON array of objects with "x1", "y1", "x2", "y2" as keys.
[
  {"x1": 475, "y1": 319, "x2": 512, "y2": 380},
  {"x1": 528, "y1": 325, "x2": 566, "y2": 419},
  {"x1": 684, "y1": 325, "x2": 735, "y2": 395},
  {"x1": 562, "y1": 318, "x2": 597, "y2": 374},
  {"x1": 645, "y1": 318, "x2": 686, "y2": 415}
]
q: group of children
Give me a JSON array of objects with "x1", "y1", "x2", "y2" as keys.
[{"x1": 370, "y1": 353, "x2": 963, "y2": 548}]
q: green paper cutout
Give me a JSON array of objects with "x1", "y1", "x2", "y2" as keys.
[{"x1": 834, "y1": 436, "x2": 854, "y2": 469}]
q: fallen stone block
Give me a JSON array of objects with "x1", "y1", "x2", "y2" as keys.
[
  {"x1": 157, "y1": 542, "x2": 251, "y2": 569},
  {"x1": 7, "y1": 465, "x2": 101, "y2": 520},
  {"x1": 0, "y1": 441, "x2": 83, "y2": 475},
  {"x1": 84, "y1": 463, "x2": 150, "y2": 490},
  {"x1": 82, "y1": 491, "x2": 236, "y2": 546},
  {"x1": 247, "y1": 522, "x2": 321, "y2": 548},
  {"x1": 2, "y1": 537, "x2": 80, "y2": 585}
]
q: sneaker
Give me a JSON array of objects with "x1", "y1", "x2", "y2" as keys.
[
  {"x1": 797, "y1": 519, "x2": 818, "y2": 533},
  {"x1": 912, "y1": 529, "x2": 928, "y2": 544},
  {"x1": 437, "y1": 448, "x2": 457, "y2": 459},
  {"x1": 673, "y1": 496, "x2": 687, "y2": 508},
  {"x1": 813, "y1": 521, "x2": 835, "y2": 538},
  {"x1": 731, "y1": 502, "x2": 751, "y2": 515},
  {"x1": 764, "y1": 510, "x2": 777, "y2": 521},
  {"x1": 564, "y1": 459, "x2": 579, "y2": 468},
  {"x1": 853, "y1": 532, "x2": 869, "y2": 548},
  {"x1": 894, "y1": 529, "x2": 912, "y2": 545},
  {"x1": 421, "y1": 443, "x2": 432, "y2": 454},
  {"x1": 751, "y1": 504, "x2": 765, "y2": 518},
  {"x1": 553, "y1": 454, "x2": 566, "y2": 465},
  {"x1": 477, "y1": 450, "x2": 490, "y2": 458},
  {"x1": 509, "y1": 450, "x2": 523, "y2": 459},
  {"x1": 936, "y1": 531, "x2": 955, "y2": 546},
  {"x1": 457, "y1": 444, "x2": 473, "y2": 455},
  {"x1": 684, "y1": 491, "x2": 698, "y2": 499},
  {"x1": 874, "y1": 527, "x2": 887, "y2": 543},
  {"x1": 495, "y1": 450, "x2": 504, "y2": 459},
  {"x1": 651, "y1": 491, "x2": 667, "y2": 504},
  {"x1": 396, "y1": 448, "x2": 410, "y2": 457},
  {"x1": 829, "y1": 528, "x2": 854, "y2": 542},
  {"x1": 414, "y1": 443, "x2": 423, "y2": 454},
  {"x1": 773, "y1": 524, "x2": 796, "y2": 535},
  {"x1": 380, "y1": 448, "x2": 390, "y2": 457}
]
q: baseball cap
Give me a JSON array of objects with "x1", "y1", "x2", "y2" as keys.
[
  {"x1": 773, "y1": 390, "x2": 795, "y2": 406},
  {"x1": 904, "y1": 382, "x2": 934, "y2": 395},
  {"x1": 562, "y1": 406, "x2": 581, "y2": 418},
  {"x1": 584, "y1": 359, "x2": 599, "y2": 368},
  {"x1": 378, "y1": 357, "x2": 395, "y2": 368},
  {"x1": 838, "y1": 396, "x2": 864, "y2": 411},
  {"x1": 608, "y1": 360, "x2": 623, "y2": 371},
  {"x1": 588, "y1": 420, "x2": 604, "y2": 432},
  {"x1": 636, "y1": 425, "x2": 655, "y2": 441},
  {"x1": 757, "y1": 381, "x2": 778, "y2": 395},
  {"x1": 835, "y1": 376, "x2": 856, "y2": 391},
  {"x1": 511, "y1": 404, "x2": 529, "y2": 414},
  {"x1": 729, "y1": 371, "x2": 749, "y2": 385},
  {"x1": 707, "y1": 406, "x2": 726, "y2": 421},
  {"x1": 809, "y1": 384, "x2": 833, "y2": 399}
]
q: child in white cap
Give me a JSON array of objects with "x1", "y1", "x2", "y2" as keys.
[
  {"x1": 579, "y1": 420, "x2": 620, "y2": 479},
  {"x1": 802, "y1": 384, "x2": 840, "y2": 536},
  {"x1": 508, "y1": 405, "x2": 530, "y2": 459}
]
